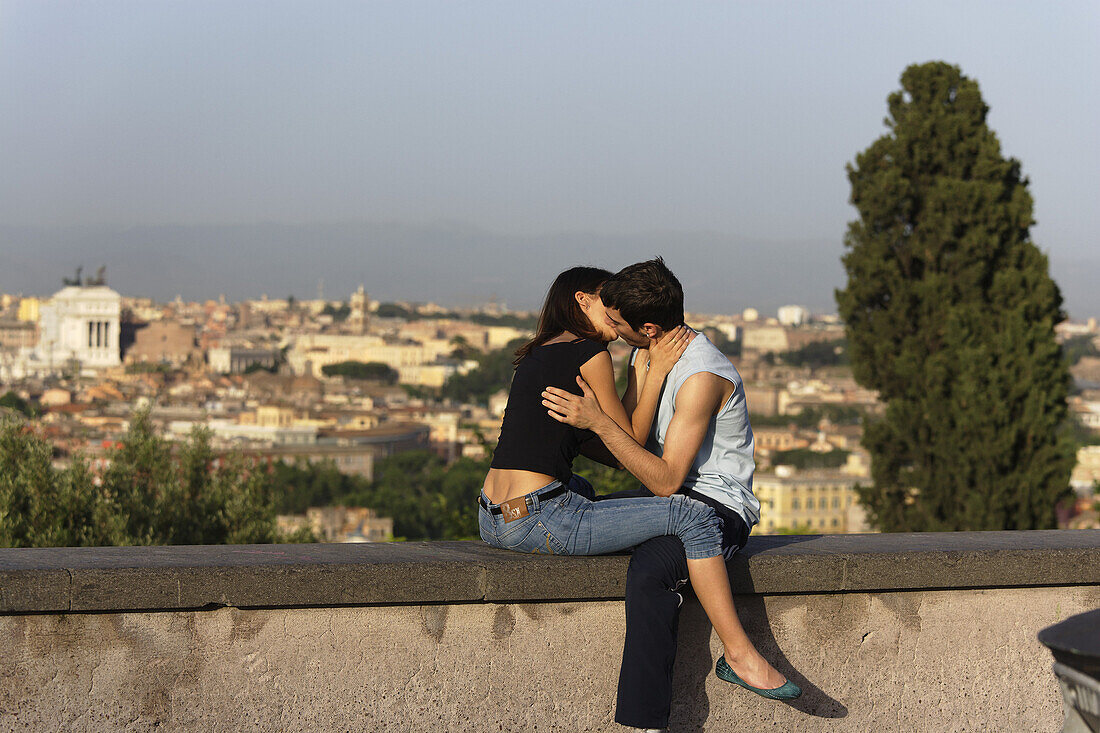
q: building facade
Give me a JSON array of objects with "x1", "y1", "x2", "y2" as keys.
[
  {"x1": 754, "y1": 468, "x2": 868, "y2": 534},
  {"x1": 207, "y1": 346, "x2": 280, "y2": 374},
  {"x1": 37, "y1": 285, "x2": 122, "y2": 370},
  {"x1": 125, "y1": 321, "x2": 198, "y2": 366}
]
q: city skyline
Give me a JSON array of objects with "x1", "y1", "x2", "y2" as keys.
[{"x1": 3, "y1": 219, "x2": 1099, "y2": 319}]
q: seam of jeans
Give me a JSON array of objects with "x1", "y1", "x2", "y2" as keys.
[{"x1": 538, "y1": 522, "x2": 567, "y2": 555}]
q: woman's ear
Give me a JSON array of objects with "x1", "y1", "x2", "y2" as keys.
[{"x1": 574, "y1": 291, "x2": 590, "y2": 308}]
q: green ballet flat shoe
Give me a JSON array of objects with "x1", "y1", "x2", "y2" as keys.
[{"x1": 715, "y1": 656, "x2": 802, "y2": 700}]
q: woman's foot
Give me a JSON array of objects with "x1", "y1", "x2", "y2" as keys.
[
  {"x1": 716, "y1": 656, "x2": 802, "y2": 700},
  {"x1": 719, "y1": 651, "x2": 788, "y2": 690}
]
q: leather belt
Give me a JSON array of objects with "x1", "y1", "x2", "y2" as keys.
[{"x1": 479, "y1": 485, "x2": 567, "y2": 515}]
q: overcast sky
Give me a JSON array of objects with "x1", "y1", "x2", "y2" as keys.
[{"x1": 1, "y1": 1, "x2": 1097, "y2": 316}]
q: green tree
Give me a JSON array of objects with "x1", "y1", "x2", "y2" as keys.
[
  {"x1": 321, "y1": 360, "x2": 399, "y2": 383},
  {"x1": 750, "y1": 405, "x2": 864, "y2": 429},
  {"x1": 0, "y1": 411, "x2": 308, "y2": 547},
  {"x1": 99, "y1": 412, "x2": 290, "y2": 545},
  {"x1": 772, "y1": 523, "x2": 815, "y2": 535},
  {"x1": 836, "y1": 62, "x2": 1073, "y2": 531},
  {"x1": 0, "y1": 391, "x2": 37, "y2": 418},
  {"x1": 449, "y1": 335, "x2": 478, "y2": 360},
  {"x1": 780, "y1": 339, "x2": 849, "y2": 368},
  {"x1": 340, "y1": 451, "x2": 486, "y2": 540},
  {"x1": 125, "y1": 362, "x2": 172, "y2": 375},
  {"x1": 0, "y1": 419, "x2": 127, "y2": 547},
  {"x1": 266, "y1": 458, "x2": 368, "y2": 514},
  {"x1": 263, "y1": 452, "x2": 485, "y2": 540},
  {"x1": 375, "y1": 303, "x2": 418, "y2": 320},
  {"x1": 100, "y1": 410, "x2": 176, "y2": 544},
  {"x1": 465, "y1": 312, "x2": 538, "y2": 330},
  {"x1": 321, "y1": 302, "x2": 351, "y2": 322},
  {"x1": 1063, "y1": 334, "x2": 1099, "y2": 366},
  {"x1": 441, "y1": 338, "x2": 527, "y2": 405},
  {"x1": 771, "y1": 448, "x2": 850, "y2": 470}
]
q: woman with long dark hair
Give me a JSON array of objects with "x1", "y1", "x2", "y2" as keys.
[
  {"x1": 483, "y1": 265, "x2": 688, "y2": 511},
  {"x1": 479, "y1": 266, "x2": 800, "y2": 709}
]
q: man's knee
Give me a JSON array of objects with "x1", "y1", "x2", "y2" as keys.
[{"x1": 627, "y1": 535, "x2": 688, "y2": 594}]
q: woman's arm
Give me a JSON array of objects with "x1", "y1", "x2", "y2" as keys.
[
  {"x1": 620, "y1": 349, "x2": 644, "y2": 418},
  {"x1": 629, "y1": 327, "x2": 692, "y2": 444},
  {"x1": 578, "y1": 351, "x2": 634, "y2": 436}
]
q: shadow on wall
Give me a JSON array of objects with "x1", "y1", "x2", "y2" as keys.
[{"x1": 670, "y1": 556, "x2": 849, "y2": 729}]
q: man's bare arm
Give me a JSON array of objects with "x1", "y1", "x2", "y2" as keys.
[{"x1": 543, "y1": 373, "x2": 723, "y2": 496}]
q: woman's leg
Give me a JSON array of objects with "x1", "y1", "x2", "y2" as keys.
[
  {"x1": 552, "y1": 492, "x2": 723, "y2": 558},
  {"x1": 687, "y1": 556, "x2": 787, "y2": 689}
]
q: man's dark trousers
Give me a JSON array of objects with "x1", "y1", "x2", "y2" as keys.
[{"x1": 602, "y1": 488, "x2": 749, "y2": 730}]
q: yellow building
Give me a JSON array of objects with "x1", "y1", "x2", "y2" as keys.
[
  {"x1": 287, "y1": 334, "x2": 428, "y2": 377},
  {"x1": 277, "y1": 506, "x2": 393, "y2": 543},
  {"x1": 396, "y1": 363, "x2": 462, "y2": 388},
  {"x1": 1071, "y1": 445, "x2": 1100, "y2": 491},
  {"x1": 17, "y1": 297, "x2": 40, "y2": 323},
  {"x1": 255, "y1": 405, "x2": 296, "y2": 428},
  {"x1": 754, "y1": 467, "x2": 868, "y2": 534},
  {"x1": 742, "y1": 325, "x2": 790, "y2": 353}
]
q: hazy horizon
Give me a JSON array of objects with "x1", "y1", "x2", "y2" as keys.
[
  {"x1": 3, "y1": 219, "x2": 1098, "y2": 320},
  {"x1": 1, "y1": 2, "x2": 1097, "y2": 316}
]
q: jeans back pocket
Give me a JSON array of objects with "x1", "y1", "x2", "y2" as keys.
[{"x1": 498, "y1": 515, "x2": 540, "y2": 551}]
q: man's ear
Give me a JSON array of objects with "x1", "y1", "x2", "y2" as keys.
[{"x1": 643, "y1": 323, "x2": 662, "y2": 339}]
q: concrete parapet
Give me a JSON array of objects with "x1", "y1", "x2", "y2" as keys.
[{"x1": 1, "y1": 530, "x2": 1099, "y2": 731}]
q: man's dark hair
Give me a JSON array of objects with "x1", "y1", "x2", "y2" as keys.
[{"x1": 600, "y1": 256, "x2": 685, "y2": 332}]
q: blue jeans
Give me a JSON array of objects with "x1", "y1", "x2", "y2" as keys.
[{"x1": 478, "y1": 479, "x2": 723, "y2": 560}]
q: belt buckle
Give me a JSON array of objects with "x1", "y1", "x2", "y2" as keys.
[{"x1": 499, "y1": 495, "x2": 530, "y2": 523}]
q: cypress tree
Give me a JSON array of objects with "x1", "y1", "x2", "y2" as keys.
[{"x1": 836, "y1": 61, "x2": 1074, "y2": 531}]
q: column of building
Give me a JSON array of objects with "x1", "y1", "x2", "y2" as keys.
[{"x1": 87, "y1": 320, "x2": 111, "y2": 349}]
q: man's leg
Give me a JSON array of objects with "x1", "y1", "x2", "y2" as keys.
[
  {"x1": 614, "y1": 534, "x2": 688, "y2": 730},
  {"x1": 614, "y1": 498, "x2": 750, "y2": 729}
]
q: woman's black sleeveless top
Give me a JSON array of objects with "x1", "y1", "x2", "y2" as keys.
[{"x1": 490, "y1": 338, "x2": 608, "y2": 483}]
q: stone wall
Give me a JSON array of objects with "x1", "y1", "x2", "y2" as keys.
[{"x1": 2, "y1": 531, "x2": 1099, "y2": 731}]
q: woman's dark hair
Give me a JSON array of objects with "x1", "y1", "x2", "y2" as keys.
[
  {"x1": 599, "y1": 256, "x2": 684, "y2": 332},
  {"x1": 513, "y1": 266, "x2": 613, "y2": 365}
]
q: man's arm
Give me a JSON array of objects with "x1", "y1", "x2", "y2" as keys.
[{"x1": 543, "y1": 373, "x2": 724, "y2": 497}]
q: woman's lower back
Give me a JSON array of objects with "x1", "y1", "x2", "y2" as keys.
[{"x1": 481, "y1": 467, "x2": 559, "y2": 505}]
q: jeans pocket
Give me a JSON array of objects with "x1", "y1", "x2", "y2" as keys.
[
  {"x1": 498, "y1": 519, "x2": 539, "y2": 551},
  {"x1": 537, "y1": 522, "x2": 568, "y2": 555},
  {"x1": 507, "y1": 522, "x2": 567, "y2": 555},
  {"x1": 535, "y1": 506, "x2": 572, "y2": 555},
  {"x1": 498, "y1": 510, "x2": 539, "y2": 541}
]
